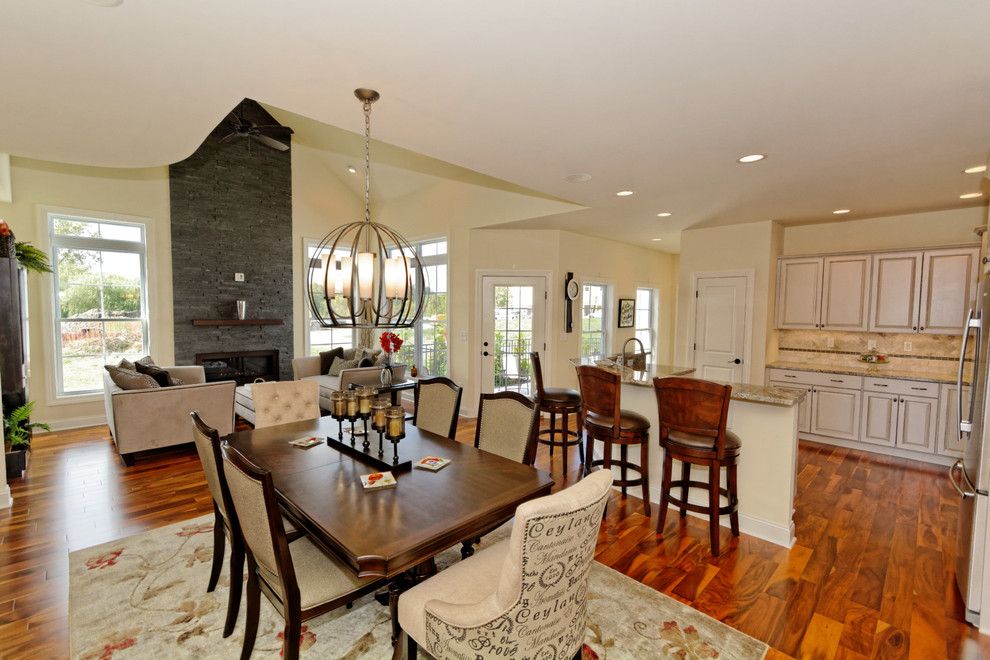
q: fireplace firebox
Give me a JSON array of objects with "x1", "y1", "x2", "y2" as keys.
[{"x1": 194, "y1": 349, "x2": 279, "y2": 385}]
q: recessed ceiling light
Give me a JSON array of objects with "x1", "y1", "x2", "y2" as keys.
[
  {"x1": 964, "y1": 165, "x2": 987, "y2": 175},
  {"x1": 960, "y1": 192, "x2": 984, "y2": 199},
  {"x1": 616, "y1": 190, "x2": 634, "y2": 197},
  {"x1": 346, "y1": 165, "x2": 357, "y2": 174},
  {"x1": 651, "y1": 238, "x2": 663, "y2": 242},
  {"x1": 564, "y1": 173, "x2": 593, "y2": 183},
  {"x1": 832, "y1": 209, "x2": 851, "y2": 215},
  {"x1": 656, "y1": 212, "x2": 672, "y2": 217},
  {"x1": 737, "y1": 154, "x2": 766, "y2": 164}
]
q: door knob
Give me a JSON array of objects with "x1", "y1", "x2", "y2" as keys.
[
  {"x1": 727, "y1": 358, "x2": 742, "y2": 364},
  {"x1": 482, "y1": 351, "x2": 490, "y2": 357}
]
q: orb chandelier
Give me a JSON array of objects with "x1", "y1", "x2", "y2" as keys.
[{"x1": 308, "y1": 89, "x2": 426, "y2": 329}]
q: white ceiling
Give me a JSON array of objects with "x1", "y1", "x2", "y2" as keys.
[{"x1": 3, "y1": 1, "x2": 990, "y2": 252}]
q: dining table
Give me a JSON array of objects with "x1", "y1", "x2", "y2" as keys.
[{"x1": 224, "y1": 415, "x2": 555, "y2": 647}]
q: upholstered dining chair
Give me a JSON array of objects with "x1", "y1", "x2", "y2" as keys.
[
  {"x1": 398, "y1": 470, "x2": 612, "y2": 659},
  {"x1": 413, "y1": 376, "x2": 463, "y2": 439},
  {"x1": 251, "y1": 380, "x2": 320, "y2": 429},
  {"x1": 220, "y1": 442, "x2": 384, "y2": 660},
  {"x1": 188, "y1": 412, "x2": 304, "y2": 638}
]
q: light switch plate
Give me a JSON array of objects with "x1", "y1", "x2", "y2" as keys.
[
  {"x1": 903, "y1": 341, "x2": 912, "y2": 352},
  {"x1": 234, "y1": 272, "x2": 245, "y2": 282},
  {"x1": 867, "y1": 340, "x2": 877, "y2": 350}
]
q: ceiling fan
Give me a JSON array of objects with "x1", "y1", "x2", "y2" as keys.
[{"x1": 220, "y1": 101, "x2": 292, "y2": 152}]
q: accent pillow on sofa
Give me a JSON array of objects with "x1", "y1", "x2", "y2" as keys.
[
  {"x1": 329, "y1": 356, "x2": 361, "y2": 376},
  {"x1": 319, "y1": 347, "x2": 345, "y2": 375},
  {"x1": 105, "y1": 365, "x2": 160, "y2": 390},
  {"x1": 135, "y1": 361, "x2": 173, "y2": 387},
  {"x1": 358, "y1": 356, "x2": 375, "y2": 368}
]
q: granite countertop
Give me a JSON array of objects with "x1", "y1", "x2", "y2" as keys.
[
  {"x1": 767, "y1": 360, "x2": 966, "y2": 385},
  {"x1": 569, "y1": 357, "x2": 806, "y2": 407}
]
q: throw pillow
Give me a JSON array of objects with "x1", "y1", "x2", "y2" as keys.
[
  {"x1": 341, "y1": 348, "x2": 358, "y2": 361},
  {"x1": 319, "y1": 347, "x2": 345, "y2": 375},
  {"x1": 358, "y1": 356, "x2": 374, "y2": 368},
  {"x1": 104, "y1": 365, "x2": 160, "y2": 391},
  {"x1": 329, "y1": 356, "x2": 361, "y2": 376},
  {"x1": 135, "y1": 361, "x2": 172, "y2": 387},
  {"x1": 374, "y1": 351, "x2": 389, "y2": 366},
  {"x1": 136, "y1": 356, "x2": 156, "y2": 367},
  {"x1": 117, "y1": 358, "x2": 136, "y2": 371}
]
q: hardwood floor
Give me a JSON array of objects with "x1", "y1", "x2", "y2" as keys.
[{"x1": 0, "y1": 421, "x2": 987, "y2": 659}]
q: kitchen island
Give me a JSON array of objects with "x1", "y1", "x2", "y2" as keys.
[{"x1": 571, "y1": 358, "x2": 806, "y2": 548}]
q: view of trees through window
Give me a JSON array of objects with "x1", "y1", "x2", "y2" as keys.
[
  {"x1": 581, "y1": 283, "x2": 608, "y2": 357},
  {"x1": 493, "y1": 284, "x2": 535, "y2": 395},
  {"x1": 392, "y1": 239, "x2": 448, "y2": 376},
  {"x1": 635, "y1": 287, "x2": 657, "y2": 354}
]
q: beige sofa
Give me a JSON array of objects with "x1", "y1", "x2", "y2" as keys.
[
  {"x1": 102, "y1": 365, "x2": 235, "y2": 465},
  {"x1": 291, "y1": 356, "x2": 406, "y2": 412}
]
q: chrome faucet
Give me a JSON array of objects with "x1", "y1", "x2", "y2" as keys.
[{"x1": 621, "y1": 337, "x2": 646, "y2": 369}]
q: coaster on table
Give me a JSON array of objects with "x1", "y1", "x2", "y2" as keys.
[
  {"x1": 414, "y1": 456, "x2": 451, "y2": 472},
  {"x1": 360, "y1": 471, "x2": 397, "y2": 490},
  {"x1": 289, "y1": 436, "x2": 322, "y2": 449}
]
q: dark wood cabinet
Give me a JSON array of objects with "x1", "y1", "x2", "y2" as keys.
[{"x1": 0, "y1": 241, "x2": 28, "y2": 416}]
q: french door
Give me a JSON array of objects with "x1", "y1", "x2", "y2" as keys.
[{"x1": 480, "y1": 276, "x2": 547, "y2": 396}]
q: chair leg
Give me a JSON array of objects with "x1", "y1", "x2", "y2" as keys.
[
  {"x1": 224, "y1": 539, "x2": 245, "y2": 638},
  {"x1": 240, "y1": 565, "x2": 261, "y2": 660},
  {"x1": 727, "y1": 463, "x2": 740, "y2": 537},
  {"x1": 548, "y1": 411, "x2": 556, "y2": 456},
  {"x1": 207, "y1": 511, "x2": 225, "y2": 593},
  {"x1": 561, "y1": 410, "x2": 569, "y2": 475},
  {"x1": 619, "y1": 444, "x2": 628, "y2": 496},
  {"x1": 282, "y1": 611, "x2": 302, "y2": 660},
  {"x1": 679, "y1": 461, "x2": 690, "y2": 519},
  {"x1": 460, "y1": 540, "x2": 474, "y2": 560},
  {"x1": 577, "y1": 409, "x2": 586, "y2": 466},
  {"x1": 406, "y1": 630, "x2": 419, "y2": 659},
  {"x1": 708, "y1": 463, "x2": 721, "y2": 557},
  {"x1": 657, "y1": 451, "x2": 672, "y2": 533},
  {"x1": 640, "y1": 439, "x2": 651, "y2": 517},
  {"x1": 584, "y1": 430, "x2": 595, "y2": 477}
]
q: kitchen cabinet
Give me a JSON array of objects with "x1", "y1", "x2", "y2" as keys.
[
  {"x1": 868, "y1": 251, "x2": 923, "y2": 333},
  {"x1": 896, "y1": 395, "x2": 938, "y2": 454},
  {"x1": 771, "y1": 380, "x2": 812, "y2": 433},
  {"x1": 860, "y1": 391, "x2": 897, "y2": 447},
  {"x1": 775, "y1": 257, "x2": 823, "y2": 329},
  {"x1": 810, "y1": 384, "x2": 861, "y2": 441},
  {"x1": 938, "y1": 383, "x2": 971, "y2": 458},
  {"x1": 820, "y1": 255, "x2": 872, "y2": 331},
  {"x1": 919, "y1": 247, "x2": 980, "y2": 334}
]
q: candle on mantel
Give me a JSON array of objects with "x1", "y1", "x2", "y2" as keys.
[
  {"x1": 371, "y1": 399, "x2": 388, "y2": 431},
  {"x1": 385, "y1": 406, "x2": 405, "y2": 440},
  {"x1": 344, "y1": 390, "x2": 358, "y2": 417}
]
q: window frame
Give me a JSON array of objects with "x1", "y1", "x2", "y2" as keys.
[
  {"x1": 634, "y1": 286, "x2": 659, "y2": 355},
  {"x1": 302, "y1": 237, "x2": 356, "y2": 356},
  {"x1": 47, "y1": 210, "x2": 151, "y2": 399},
  {"x1": 579, "y1": 281, "x2": 611, "y2": 358},
  {"x1": 396, "y1": 236, "x2": 449, "y2": 376}
]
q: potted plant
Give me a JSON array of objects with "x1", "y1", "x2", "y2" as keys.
[
  {"x1": 0, "y1": 220, "x2": 53, "y2": 274},
  {"x1": 4, "y1": 401, "x2": 50, "y2": 481}
]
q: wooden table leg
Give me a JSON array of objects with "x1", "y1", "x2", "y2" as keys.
[{"x1": 389, "y1": 579, "x2": 402, "y2": 645}]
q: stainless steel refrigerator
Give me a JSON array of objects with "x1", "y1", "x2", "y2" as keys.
[{"x1": 953, "y1": 272, "x2": 990, "y2": 627}]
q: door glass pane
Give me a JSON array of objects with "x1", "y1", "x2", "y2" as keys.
[{"x1": 493, "y1": 285, "x2": 535, "y2": 396}]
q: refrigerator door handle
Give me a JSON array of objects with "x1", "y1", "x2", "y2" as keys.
[
  {"x1": 951, "y1": 460, "x2": 978, "y2": 498},
  {"x1": 959, "y1": 309, "x2": 979, "y2": 438}
]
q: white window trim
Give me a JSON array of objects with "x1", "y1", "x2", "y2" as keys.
[
  {"x1": 402, "y1": 236, "x2": 448, "y2": 375},
  {"x1": 301, "y1": 236, "x2": 356, "y2": 356},
  {"x1": 634, "y1": 286, "x2": 659, "y2": 355},
  {"x1": 578, "y1": 279, "x2": 613, "y2": 358},
  {"x1": 39, "y1": 206, "x2": 154, "y2": 402}
]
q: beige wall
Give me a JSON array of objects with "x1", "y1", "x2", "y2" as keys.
[{"x1": 0, "y1": 157, "x2": 172, "y2": 428}]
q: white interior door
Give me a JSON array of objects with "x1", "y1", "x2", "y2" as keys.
[
  {"x1": 481, "y1": 276, "x2": 547, "y2": 396},
  {"x1": 693, "y1": 275, "x2": 748, "y2": 382}
]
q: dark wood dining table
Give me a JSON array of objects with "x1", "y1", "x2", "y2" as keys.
[{"x1": 224, "y1": 415, "x2": 554, "y2": 645}]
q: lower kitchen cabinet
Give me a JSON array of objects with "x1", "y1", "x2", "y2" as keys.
[
  {"x1": 938, "y1": 384, "x2": 971, "y2": 458},
  {"x1": 772, "y1": 380, "x2": 812, "y2": 433},
  {"x1": 896, "y1": 394, "x2": 938, "y2": 454},
  {"x1": 810, "y1": 385, "x2": 861, "y2": 441},
  {"x1": 860, "y1": 391, "x2": 897, "y2": 447}
]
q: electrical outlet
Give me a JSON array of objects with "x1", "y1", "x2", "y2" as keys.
[
  {"x1": 867, "y1": 340, "x2": 877, "y2": 350},
  {"x1": 826, "y1": 337, "x2": 835, "y2": 348},
  {"x1": 903, "y1": 341, "x2": 912, "y2": 352},
  {"x1": 234, "y1": 272, "x2": 245, "y2": 282}
]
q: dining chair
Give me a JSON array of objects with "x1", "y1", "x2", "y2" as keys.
[
  {"x1": 251, "y1": 380, "x2": 321, "y2": 429},
  {"x1": 530, "y1": 351, "x2": 585, "y2": 474},
  {"x1": 413, "y1": 376, "x2": 463, "y2": 439},
  {"x1": 220, "y1": 442, "x2": 383, "y2": 660},
  {"x1": 653, "y1": 377, "x2": 740, "y2": 556},
  {"x1": 576, "y1": 365, "x2": 651, "y2": 515},
  {"x1": 188, "y1": 412, "x2": 303, "y2": 638},
  {"x1": 397, "y1": 469, "x2": 612, "y2": 659}
]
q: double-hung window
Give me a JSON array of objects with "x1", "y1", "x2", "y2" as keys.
[
  {"x1": 391, "y1": 238, "x2": 448, "y2": 376},
  {"x1": 49, "y1": 212, "x2": 149, "y2": 396},
  {"x1": 580, "y1": 283, "x2": 609, "y2": 358},
  {"x1": 304, "y1": 239, "x2": 355, "y2": 355},
  {"x1": 635, "y1": 287, "x2": 658, "y2": 355}
]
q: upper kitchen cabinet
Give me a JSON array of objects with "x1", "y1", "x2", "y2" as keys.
[
  {"x1": 868, "y1": 251, "x2": 923, "y2": 333},
  {"x1": 775, "y1": 257, "x2": 823, "y2": 329},
  {"x1": 821, "y1": 255, "x2": 872, "y2": 331},
  {"x1": 918, "y1": 247, "x2": 980, "y2": 334}
]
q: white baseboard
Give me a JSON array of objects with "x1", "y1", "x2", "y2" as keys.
[
  {"x1": 0, "y1": 486, "x2": 11, "y2": 509},
  {"x1": 46, "y1": 414, "x2": 107, "y2": 432}
]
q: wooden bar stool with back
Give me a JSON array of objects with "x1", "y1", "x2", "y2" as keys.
[
  {"x1": 575, "y1": 365, "x2": 650, "y2": 515},
  {"x1": 530, "y1": 351, "x2": 584, "y2": 474},
  {"x1": 653, "y1": 377, "x2": 740, "y2": 556}
]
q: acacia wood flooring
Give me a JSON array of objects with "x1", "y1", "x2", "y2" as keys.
[{"x1": 0, "y1": 421, "x2": 987, "y2": 659}]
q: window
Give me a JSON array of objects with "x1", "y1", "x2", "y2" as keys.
[
  {"x1": 304, "y1": 240, "x2": 355, "y2": 355},
  {"x1": 392, "y1": 238, "x2": 448, "y2": 376},
  {"x1": 635, "y1": 287, "x2": 658, "y2": 354},
  {"x1": 581, "y1": 283, "x2": 608, "y2": 358},
  {"x1": 49, "y1": 212, "x2": 149, "y2": 396}
]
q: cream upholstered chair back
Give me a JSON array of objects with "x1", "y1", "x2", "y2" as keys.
[
  {"x1": 474, "y1": 391, "x2": 539, "y2": 465},
  {"x1": 413, "y1": 377, "x2": 463, "y2": 439},
  {"x1": 190, "y1": 411, "x2": 229, "y2": 520},
  {"x1": 423, "y1": 470, "x2": 612, "y2": 658},
  {"x1": 252, "y1": 380, "x2": 320, "y2": 429}
]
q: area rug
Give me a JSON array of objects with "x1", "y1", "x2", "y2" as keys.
[{"x1": 69, "y1": 515, "x2": 768, "y2": 659}]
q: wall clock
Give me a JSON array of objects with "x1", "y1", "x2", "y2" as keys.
[{"x1": 564, "y1": 272, "x2": 578, "y2": 333}]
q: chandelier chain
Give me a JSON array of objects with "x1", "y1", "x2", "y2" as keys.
[{"x1": 363, "y1": 101, "x2": 372, "y2": 224}]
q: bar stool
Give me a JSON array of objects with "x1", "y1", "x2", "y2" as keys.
[
  {"x1": 653, "y1": 376, "x2": 740, "y2": 557},
  {"x1": 530, "y1": 352, "x2": 584, "y2": 474},
  {"x1": 575, "y1": 365, "x2": 651, "y2": 515}
]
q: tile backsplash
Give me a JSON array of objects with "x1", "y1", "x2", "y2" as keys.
[{"x1": 775, "y1": 329, "x2": 968, "y2": 378}]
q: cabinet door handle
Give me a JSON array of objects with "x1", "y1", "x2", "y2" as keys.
[
  {"x1": 920, "y1": 327, "x2": 925, "y2": 331},
  {"x1": 875, "y1": 383, "x2": 888, "y2": 387},
  {"x1": 910, "y1": 386, "x2": 926, "y2": 391},
  {"x1": 913, "y1": 326, "x2": 918, "y2": 331},
  {"x1": 830, "y1": 379, "x2": 843, "y2": 383},
  {"x1": 783, "y1": 374, "x2": 797, "y2": 379}
]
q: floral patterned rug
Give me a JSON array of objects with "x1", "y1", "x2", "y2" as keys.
[{"x1": 69, "y1": 515, "x2": 768, "y2": 659}]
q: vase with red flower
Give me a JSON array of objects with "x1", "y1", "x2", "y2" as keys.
[{"x1": 379, "y1": 331, "x2": 404, "y2": 386}]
